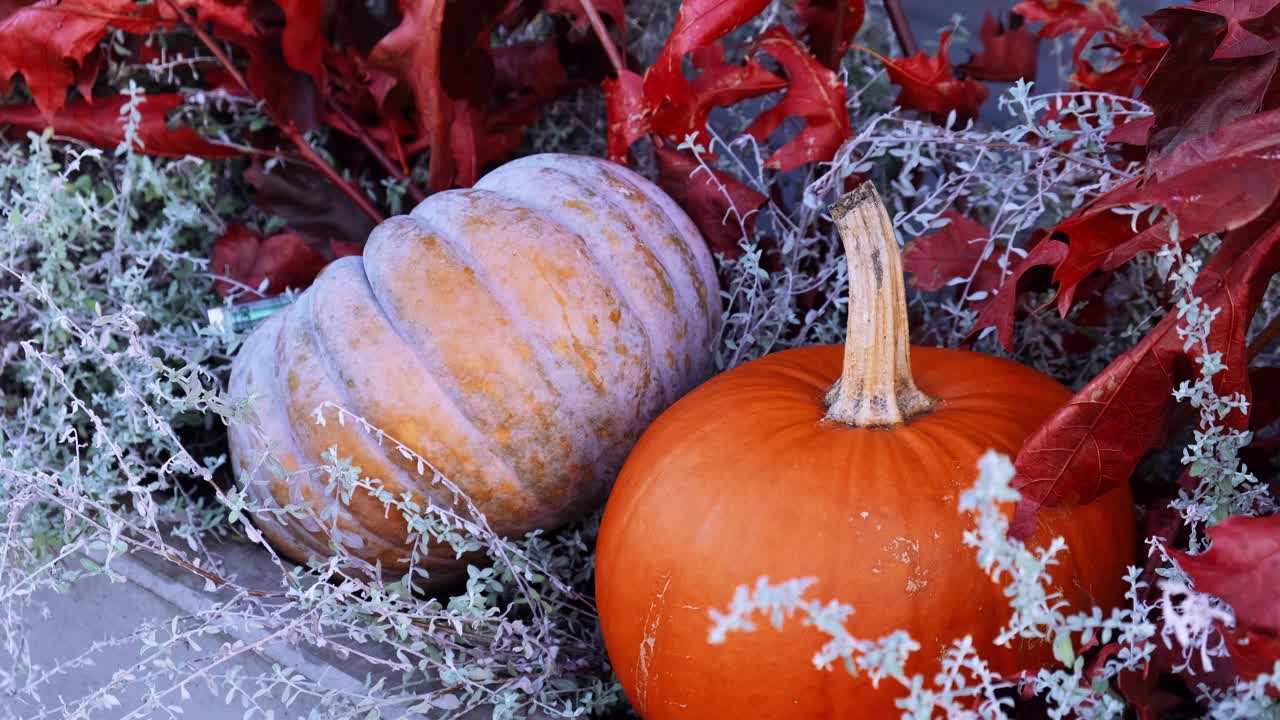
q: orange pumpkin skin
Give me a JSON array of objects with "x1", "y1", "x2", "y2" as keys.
[
  {"x1": 227, "y1": 154, "x2": 721, "y2": 579},
  {"x1": 595, "y1": 344, "x2": 1136, "y2": 719}
]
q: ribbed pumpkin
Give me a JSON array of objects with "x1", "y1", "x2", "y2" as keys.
[
  {"x1": 595, "y1": 183, "x2": 1135, "y2": 718},
  {"x1": 227, "y1": 153, "x2": 721, "y2": 580}
]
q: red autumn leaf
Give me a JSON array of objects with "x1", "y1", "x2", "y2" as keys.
[
  {"x1": 211, "y1": 226, "x2": 329, "y2": 301},
  {"x1": 1052, "y1": 108, "x2": 1280, "y2": 311},
  {"x1": 245, "y1": 159, "x2": 377, "y2": 249},
  {"x1": 543, "y1": 0, "x2": 624, "y2": 30},
  {"x1": 1009, "y1": 218, "x2": 1280, "y2": 538},
  {"x1": 1142, "y1": 5, "x2": 1280, "y2": 156},
  {"x1": 1186, "y1": 0, "x2": 1280, "y2": 60},
  {"x1": 642, "y1": 0, "x2": 771, "y2": 113},
  {"x1": 794, "y1": 0, "x2": 866, "y2": 66},
  {"x1": 604, "y1": 69, "x2": 650, "y2": 163},
  {"x1": 1174, "y1": 514, "x2": 1280, "y2": 633},
  {"x1": 744, "y1": 26, "x2": 851, "y2": 171},
  {"x1": 968, "y1": 237, "x2": 1066, "y2": 352},
  {"x1": 1073, "y1": 29, "x2": 1167, "y2": 95},
  {"x1": 1108, "y1": 115, "x2": 1155, "y2": 146},
  {"x1": 654, "y1": 141, "x2": 767, "y2": 259},
  {"x1": 0, "y1": 0, "x2": 163, "y2": 117},
  {"x1": 959, "y1": 11, "x2": 1039, "y2": 83},
  {"x1": 1173, "y1": 513, "x2": 1280, "y2": 679},
  {"x1": 1013, "y1": 0, "x2": 1122, "y2": 64},
  {"x1": 647, "y1": 42, "x2": 785, "y2": 145},
  {"x1": 0, "y1": 93, "x2": 244, "y2": 157},
  {"x1": 871, "y1": 31, "x2": 989, "y2": 124},
  {"x1": 272, "y1": 0, "x2": 327, "y2": 82},
  {"x1": 902, "y1": 211, "x2": 1003, "y2": 293}
]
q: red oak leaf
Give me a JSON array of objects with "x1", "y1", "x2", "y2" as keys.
[
  {"x1": 0, "y1": 93, "x2": 244, "y2": 157},
  {"x1": 1013, "y1": 0, "x2": 1122, "y2": 64},
  {"x1": 1073, "y1": 29, "x2": 1167, "y2": 95},
  {"x1": 745, "y1": 26, "x2": 851, "y2": 171},
  {"x1": 1009, "y1": 218, "x2": 1280, "y2": 538},
  {"x1": 603, "y1": 69, "x2": 649, "y2": 163},
  {"x1": 873, "y1": 31, "x2": 989, "y2": 124},
  {"x1": 968, "y1": 237, "x2": 1066, "y2": 352},
  {"x1": 1186, "y1": 0, "x2": 1280, "y2": 60},
  {"x1": 1052, "y1": 108, "x2": 1280, "y2": 311},
  {"x1": 642, "y1": 0, "x2": 771, "y2": 112},
  {"x1": 654, "y1": 141, "x2": 767, "y2": 259},
  {"x1": 959, "y1": 11, "x2": 1039, "y2": 83},
  {"x1": 271, "y1": 0, "x2": 327, "y2": 82},
  {"x1": 1143, "y1": 5, "x2": 1280, "y2": 155},
  {"x1": 902, "y1": 211, "x2": 1003, "y2": 293},
  {"x1": 1173, "y1": 513, "x2": 1280, "y2": 679},
  {"x1": 647, "y1": 43, "x2": 785, "y2": 145},
  {"x1": 0, "y1": 0, "x2": 162, "y2": 117},
  {"x1": 211, "y1": 226, "x2": 328, "y2": 301},
  {"x1": 794, "y1": 0, "x2": 866, "y2": 67}
]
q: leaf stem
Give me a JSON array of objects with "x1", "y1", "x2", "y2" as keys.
[
  {"x1": 163, "y1": 0, "x2": 386, "y2": 224},
  {"x1": 883, "y1": 0, "x2": 919, "y2": 57},
  {"x1": 580, "y1": 0, "x2": 626, "y2": 77},
  {"x1": 327, "y1": 100, "x2": 427, "y2": 205}
]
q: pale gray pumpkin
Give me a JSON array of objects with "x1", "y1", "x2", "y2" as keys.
[{"x1": 227, "y1": 154, "x2": 721, "y2": 579}]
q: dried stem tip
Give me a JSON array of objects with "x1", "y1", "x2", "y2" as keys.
[{"x1": 824, "y1": 182, "x2": 936, "y2": 427}]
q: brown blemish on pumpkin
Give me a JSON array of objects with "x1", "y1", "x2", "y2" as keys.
[
  {"x1": 609, "y1": 308, "x2": 622, "y2": 325},
  {"x1": 586, "y1": 314, "x2": 600, "y2": 338},
  {"x1": 287, "y1": 370, "x2": 300, "y2": 393},
  {"x1": 664, "y1": 348, "x2": 675, "y2": 369},
  {"x1": 562, "y1": 198, "x2": 592, "y2": 213}
]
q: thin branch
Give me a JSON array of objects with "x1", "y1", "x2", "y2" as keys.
[
  {"x1": 580, "y1": 0, "x2": 626, "y2": 77},
  {"x1": 883, "y1": 0, "x2": 918, "y2": 57},
  {"x1": 162, "y1": 0, "x2": 386, "y2": 224},
  {"x1": 1248, "y1": 311, "x2": 1280, "y2": 360},
  {"x1": 327, "y1": 100, "x2": 427, "y2": 205}
]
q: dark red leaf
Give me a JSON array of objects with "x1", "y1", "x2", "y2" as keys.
[
  {"x1": 1108, "y1": 115, "x2": 1154, "y2": 145},
  {"x1": 0, "y1": 0, "x2": 163, "y2": 117},
  {"x1": 1174, "y1": 514, "x2": 1280, "y2": 634},
  {"x1": 1143, "y1": 5, "x2": 1280, "y2": 156},
  {"x1": 794, "y1": 0, "x2": 866, "y2": 66},
  {"x1": 968, "y1": 237, "x2": 1067, "y2": 352},
  {"x1": 543, "y1": 0, "x2": 624, "y2": 30},
  {"x1": 604, "y1": 69, "x2": 650, "y2": 163},
  {"x1": 1013, "y1": 0, "x2": 1121, "y2": 64},
  {"x1": 902, "y1": 211, "x2": 1003, "y2": 293},
  {"x1": 0, "y1": 94, "x2": 244, "y2": 158},
  {"x1": 873, "y1": 31, "x2": 989, "y2": 124},
  {"x1": 654, "y1": 141, "x2": 766, "y2": 259},
  {"x1": 1052, "y1": 108, "x2": 1280, "y2": 311},
  {"x1": 1184, "y1": 0, "x2": 1280, "y2": 60},
  {"x1": 642, "y1": 0, "x2": 771, "y2": 112},
  {"x1": 647, "y1": 42, "x2": 785, "y2": 144},
  {"x1": 245, "y1": 159, "x2": 377, "y2": 248},
  {"x1": 274, "y1": 0, "x2": 327, "y2": 81},
  {"x1": 1009, "y1": 219, "x2": 1280, "y2": 538},
  {"x1": 744, "y1": 26, "x2": 851, "y2": 171},
  {"x1": 1073, "y1": 29, "x2": 1166, "y2": 95},
  {"x1": 211, "y1": 226, "x2": 328, "y2": 301},
  {"x1": 959, "y1": 11, "x2": 1039, "y2": 83}
]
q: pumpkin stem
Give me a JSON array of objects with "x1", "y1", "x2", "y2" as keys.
[{"x1": 824, "y1": 182, "x2": 937, "y2": 427}]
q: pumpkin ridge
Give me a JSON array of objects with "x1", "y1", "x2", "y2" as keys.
[
  {"x1": 584, "y1": 158, "x2": 721, "y2": 352},
  {"x1": 232, "y1": 314, "x2": 335, "y2": 561},
  {"x1": 539, "y1": 158, "x2": 714, "y2": 379},
  {"x1": 305, "y1": 261, "x2": 532, "y2": 552},
  {"x1": 290, "y1": 291, "x2": 415, "y2": 559},
  {"x1": 395, "y1": 199, "x2": 598, "y2": 511},
  {"x1": 359, "y1": 219, "x2": 540, "y2": 517},
  {"x1": 474, "y1": 166, "x2": 673, "y2": 407}
]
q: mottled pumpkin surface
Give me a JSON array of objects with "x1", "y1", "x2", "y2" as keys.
[
  {"x1": 595, "y1": 345, "x2": 1136, "y2": 719},
  {"x1": 227, "y1": 154, "x2": 721, "y2": 578}
]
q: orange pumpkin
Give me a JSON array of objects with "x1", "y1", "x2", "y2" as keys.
[
  {"x1": 595, "y1": 183, "x2": 1135, "y2": 718},
  {"x1": 227, "y1": 154, "x2": 721, "y2": 580}
]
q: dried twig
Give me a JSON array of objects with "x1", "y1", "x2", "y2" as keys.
[
  {"x1": 883, "y1": 0, "x2": 919, "y2": 57},
  {"x1": 580, "y1": 0, "x2": 626, "y2": 77}
]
